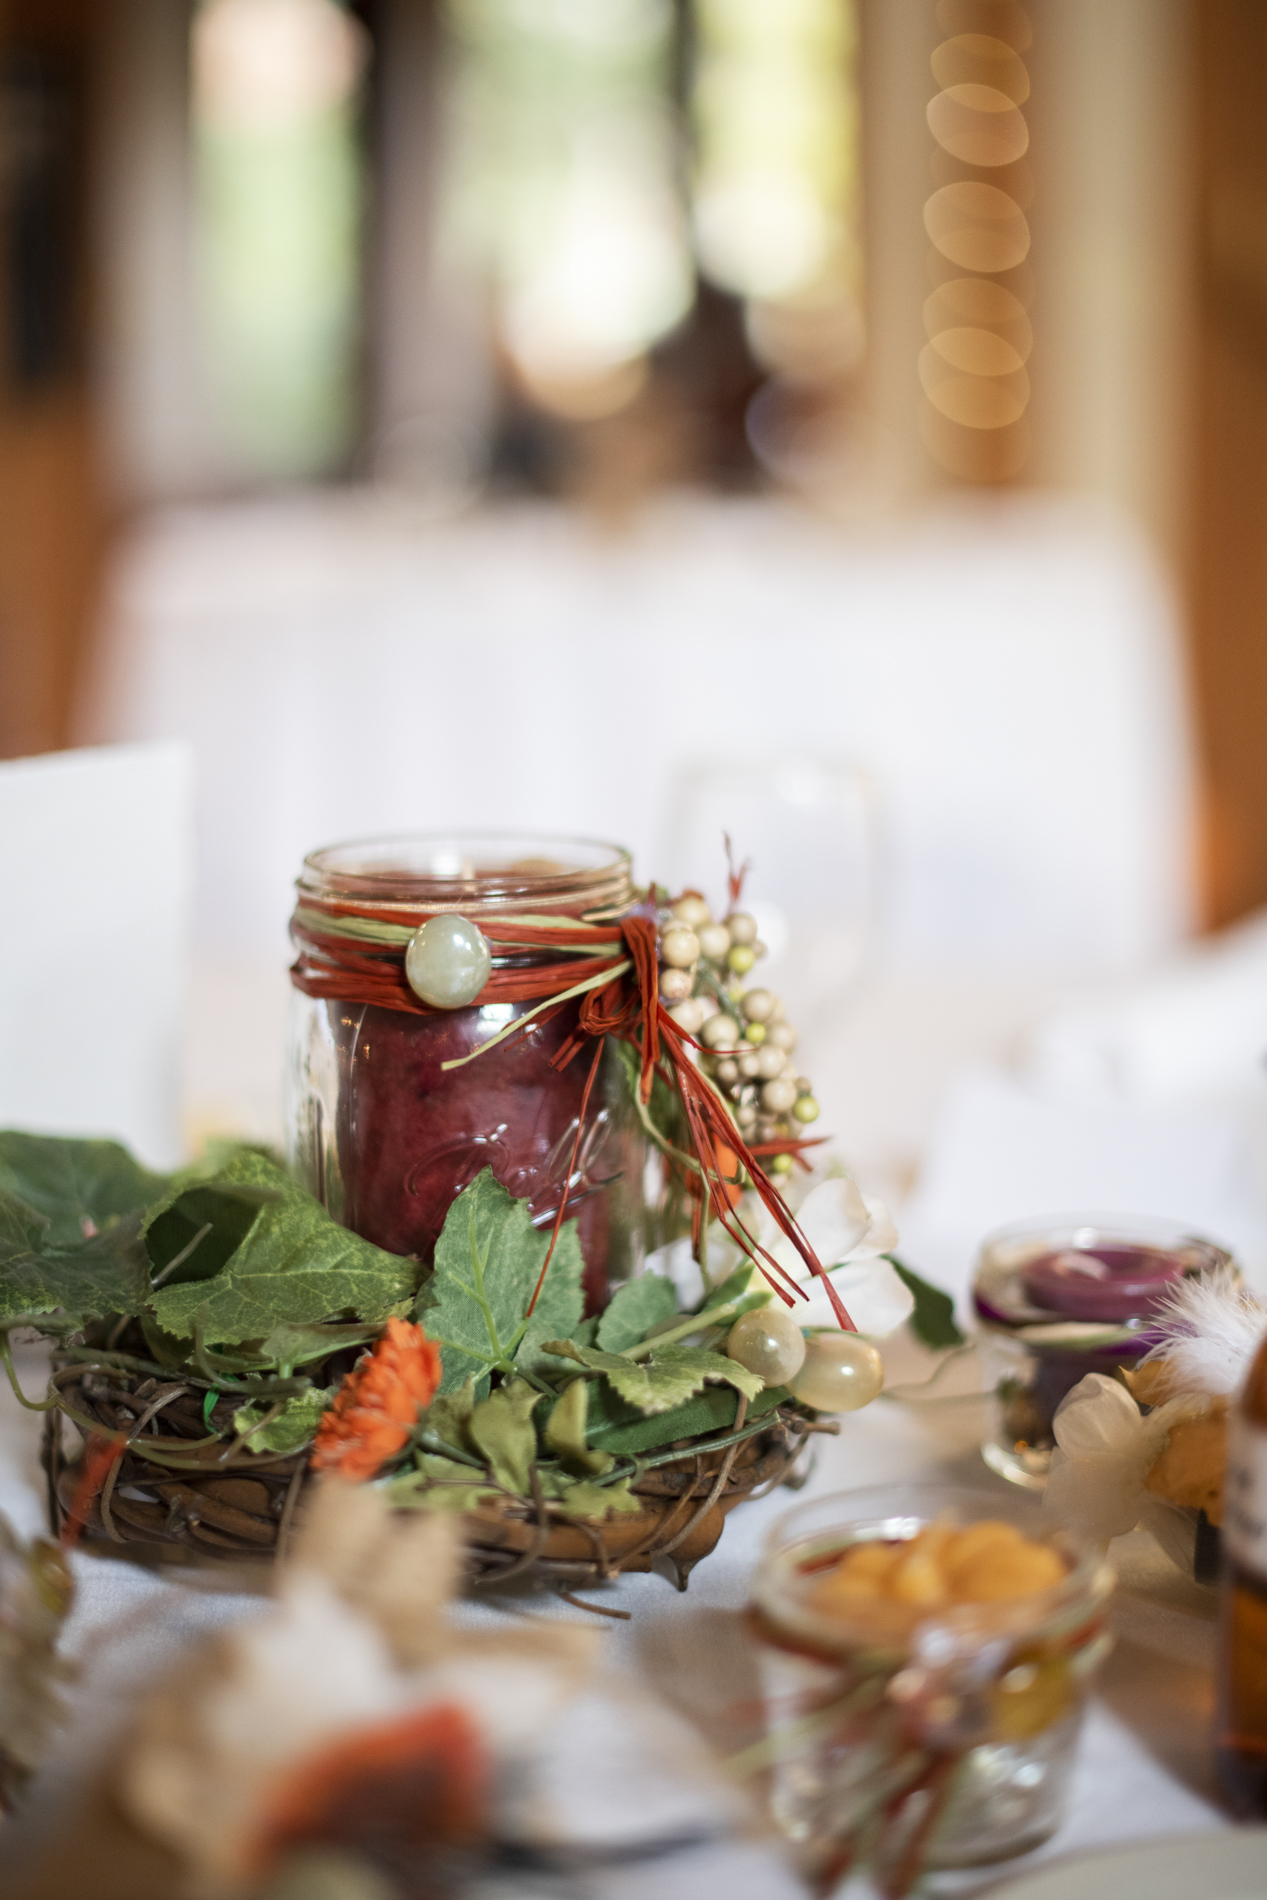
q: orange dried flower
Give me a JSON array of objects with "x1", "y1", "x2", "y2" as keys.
[{"x1": 311, "y1": 1318, "x2": 443, "y2": 1483}]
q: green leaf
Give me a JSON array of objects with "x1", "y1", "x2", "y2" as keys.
[
  {"x1": 586, "y1": 1379, "x2": 788, "y2": 1455},
  {"x1": 544, "y1": 1339, "x2": 764, "y2": 1416},
  {"x1": 0, "y1": 1186, "x2": 48, "y2": 1265},
  {"x1": 250, "y1": 1320, "x2": 380, "y2": 1374},
  {"x1": 697, "y1": 1263, "x2": 759, "y2": 1314},
  {"x1": 543, "y1": 1377, "x2": 614, "y2": 1476},
  {"x1": 233, "y1": 1387, "x2": 333, "y2": 1454},
  {"x1": 424, "y1": 1381, "x2": 476, "y2": 1455},
  {"x1": 888, "y1": 1256, "x2": 965, "y2": 1351},
  {"x1": 0, "y1": 1132, "x2": 169, "y2": 1248},
  {"x1": 415, "y1": 1169, "x2": 583, "y2": 1394},
  {"x1": 539, "y1": 1473, "x2": 642, "y2": 1519},
  {"x1": 0, "y1": 1211, "x2": 152, "y2": 1324},
  {"x1": 387, "y1": 1454, "x2": 500, "y2": 1514},
  {"x1": 596, "y1": 1273, "x2": 678, "y2": 1353},
  {"x1": 467, "y1": 1378, "x2": 541, "y2": 1495},
  {"x1": 150, "y1": 1149, "x2": 418, "y2": 1346}
]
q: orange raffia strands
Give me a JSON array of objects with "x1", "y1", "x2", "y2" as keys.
[
  {"x1": 311, "y1": 1318, "x2": 443, "y2": 1483},
  {"x1": 288, "y1": 903, "x2": 854, "y2": 1330}
]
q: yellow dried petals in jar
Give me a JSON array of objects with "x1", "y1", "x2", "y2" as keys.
[{"x1": 806, "y1": 1518, "x2": 1067, "y2": 1631}]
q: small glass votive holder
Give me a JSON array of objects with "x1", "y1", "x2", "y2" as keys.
[
  {"x1": 972, "y1": 1213, "x2": 1234, "y2": 1489},
  {"x1": 746, "y1": 1484, "x2": 1114, "y2": 1893}
]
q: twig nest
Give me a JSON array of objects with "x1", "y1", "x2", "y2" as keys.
[
  {"x1": 789, "y1": 1333, "x2": 884, "y2": 1412},
  {"x1": 761, "y1": 1076, "x2": 798, "y2": 1114},
  {"x1": 726, "y1": 911, "x2": 758, "y2": 945},
  {"x1": 404, "y1": 916, "x2": 492, "y2": 1009},
  {"x1": 726, "y1": 1307, "x2": 807, "y2": 1384},
  {"x1": 697, "y1": 924, "x2": 732, "y2": 962},
  {"x1": 700, "y1": 1013, "x2": 740, "y2": 1049},
  {"x1": 672, "y1": 894, "x2": 713, "y2": 930},
  {"x1": 742, "y1": 988, "x2": 776, "y2": 1023},
  {"x1": 661, "y1": 925, "x2": 700, "y2": 969}
]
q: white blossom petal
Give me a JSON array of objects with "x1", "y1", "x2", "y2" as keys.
[{"x1": 793, "y1": 1256, "x2": 914, "y2": 1336}]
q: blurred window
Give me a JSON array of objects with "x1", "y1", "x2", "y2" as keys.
[{"x1": 191, "y1": 0, "x2": 369, "y2": 480}]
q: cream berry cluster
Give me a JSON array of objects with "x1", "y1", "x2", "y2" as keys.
[{"x1": 656, "y1": 892, "x2": 820, "y2": 1173}]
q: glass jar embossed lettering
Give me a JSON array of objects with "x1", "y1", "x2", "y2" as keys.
[{"x1": 286, "y1": 834, "x2": 646, "y2": 1312}]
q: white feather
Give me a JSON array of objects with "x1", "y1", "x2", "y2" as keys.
[{"x1": 1139, "y1": 1267, "x2": 1265, "y2": 1398}]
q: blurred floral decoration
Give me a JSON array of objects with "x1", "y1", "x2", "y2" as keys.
[
  {"x1": 119, "y1": 1487, "x2": 598, "y2": 1895},
  {"x1": 0, "y1": 1513, "x2": 74, "y2": 1814},
  {"x1": 1047, "y1": 1269, "x2": 1265, "y2": 1572}
]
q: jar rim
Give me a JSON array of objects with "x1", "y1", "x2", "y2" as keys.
[{"x1": 298, "y1": 831, "x2": 634, "y2": 915}]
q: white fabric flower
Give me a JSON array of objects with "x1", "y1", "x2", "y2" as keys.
[
  {"x1": 754, "y1": 1175, "x2": 914, "y2": 1337},
  {"x1": 1046, "y1": 1372, "x2": 1215, "y2": 1546}
]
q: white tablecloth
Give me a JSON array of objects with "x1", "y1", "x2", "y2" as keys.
[{"x1": 0, "y1": 1328, "x2": 1229, "y2": 1897}]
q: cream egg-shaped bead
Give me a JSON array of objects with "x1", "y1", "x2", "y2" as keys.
[
  {"x1": 768, "y1": 1022, "x2": 798, "y2": 1054},
  {"x1": 673, "y1": 894, "x2": 712, "y2": 930},
  {"x1": 697, "y1": 923, "x2": 731, "y2": 963},
  {"x1": 788, "y1": 1333, "x2": 884, "y2": 1412},
  {"x1": 726, "y1": 1307, "x2": 807, "y2": 1384},
  {"x1": 715, "y1": 1058, "x2": 739, "y2": 1085},
  {"x1": 669, "y1": 999, "x2": 706, "y2": 1035},
  {"x1": 755, "y1": 1045, "x2": 786, "y2": 1080},
  {"x1": 739, "y1": 1051, "x2": 762, "y2": 1079},
  {"x1": 726, "y1": 911, "x2": 758, "y2": 945},
  {"x1": 661, "y1": 925, "x2": 700, "y2": 969},
  {"x1": 761, "y1": 1076, "x2": 798, "y2": 1114},
  {"x1": 659, "y1": 966, "x2": 693, "y2": 1003},
  {"x1": 735, "y1": 1102, "x2": 758, "y2": 1129},
  {"x1": 700, "y1": 1012, "x2": 740, "y2": 1049},
  {"x1": 742, "y1": 987, "x2": 775, "y2": 1023},
  {"x1": 404, "y1": 915, "x2": 492, "y2": 1008}
]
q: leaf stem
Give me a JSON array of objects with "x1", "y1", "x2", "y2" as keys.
[
  {"x1": 0, "y1": 1331, "x2": 60, "y2": 1411},
  {"x1": 620, "y1": 1296, "x2": 750, "y2": 1360}
]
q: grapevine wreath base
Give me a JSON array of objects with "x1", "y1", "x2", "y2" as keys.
[{"x1": 42, "y1": 1347, "x2": 823, "y2": 1594}]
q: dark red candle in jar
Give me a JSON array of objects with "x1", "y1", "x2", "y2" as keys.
[{"x1": 287, "y1": 836, "x2": 646, "y2": 1313}]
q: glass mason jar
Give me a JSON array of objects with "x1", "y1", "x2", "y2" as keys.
[
  {"x1": 972, "y1": 1213, "x2": 1235, "y2": 1490},
  {"x1": 748, "y1": 1484, "x2": 1114, "y2": 1889},
  {"x1": 286, "y1": 834, "x2": 647, "y2": 1313}
]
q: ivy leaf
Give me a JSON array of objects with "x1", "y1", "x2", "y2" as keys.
[
  {"x1": 596, "y1": 1273, "x2": 678, "y2": 1353},
  {"x1": 233, "y1": 1387, "x2": 333, "y2": 1454},
  {"x1": 150, "y1": 1149, "x2": 418, "y2": 1346},
  {"x1": 0, "y1": 1187, "x2": 48, "y2": 1265},
  {"x1": 424, "y1": 1381, "x2": 477, "y2": 1456},
  {"x1": 585, "y1": 1379, "x2": 789, "y2": 1455},
  {"x1": 415, "y1": 1169, "x2": 583, "y2": 1395},
  {"x1": 0, "y1": 1212, "x2": 152, "y2": 1324},
  {"x1": 388, "y1": 1454, "x2": 500, "y2": 1514},
  {"x1": 887, "y1": 1256, "x2": 965, "y2": 1351},
  {"x1": 539, "y1": 1473, "x2": 642, "y2": 1519},
  {"x1": 544, "y1": 1340, "x2": 764, "y2": 1416},
  {"x1": 543, "y1": 1377, "x2": 614, "y2": 1476},
  {"x1": 250, "y1": 1319, "x2": 381, "y2": 1373},
  {"x1": 0, "y1": 1132, "x2": 169, "y2": 1248},
  {"x1": 467, "y1": 1378, "x2": 541, "y2": 1495}
]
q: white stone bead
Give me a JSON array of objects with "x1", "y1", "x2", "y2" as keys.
[
  {"x1": 661, "y1": 925, "x2": 700, "y2": 969},
  {"x1": 726, "y1": 1306, "x2": 807, "y2": 1384},
  {"x1": 673, "y1": 894, "x2": 712, "y2": 929},
  {"x1": 404, "y1": 915, "x2": 492, "y2": 1009},
  {"x1": 742, "y1": 987, "x2": 775, "y2": 1023},
  {"x1": 738, "y1": 1051, "x2": 762, "y2": 1078},
  {"x1": 788, "y1": 1333, "x2": 884, "y2": 1412},
  {"x1": 700, "y1": 1012, "x2": 740, "y2": 1049},
  {"x1": 697, "y1": 924, "x2": 731, "y2": 962},
  {"x1": 726, "y1": 911, "x2": 758, "y2": 945},
  {"x1": 669, "y1": 999, "x2": 705, "y2": 1035},
  {"x1": 755, "y1": 1045, "x2": 786, "y2": 1080},
  {"x1": 659, "y1": 967, "x2": 693, "y2": 1002},
  {"x1": 715, "y1": 1058, "x2": 739, "y2": 1085},
  {"x1": 768, "y1": 1022, "x2": 798, "y2": 1053},
  {"x1": 761, "y1": 1076, "x2": 798, "y2": 1113},
  {"x1": 735, "y1": 1102, "x2": 758, "y2": 1128}
]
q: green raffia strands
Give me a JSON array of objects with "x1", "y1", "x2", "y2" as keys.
[
  {"x1": 294, "y1": 907, "x2": 625, "y2": 950},
  {"x1": 439, "y1": 961, "x2": 631, "y2": 1071}
]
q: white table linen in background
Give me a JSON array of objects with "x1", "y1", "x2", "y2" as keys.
[{"x1": 0, "y1": 742, "x2": 193, "y2": 1171}]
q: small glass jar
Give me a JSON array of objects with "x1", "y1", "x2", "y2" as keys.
[
  {"x1": 286, "y1": 834, "x2": 646, "y2": 1312},
  {"x1": 973, "y1": 1213, "x2": 1235, "y2": 1489},
  {"x1": 748, "y1": 1484, "x2": 1114, "y2": 1889}
]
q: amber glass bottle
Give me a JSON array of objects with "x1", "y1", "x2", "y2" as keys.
[{"x1": 1217, "y1": 1321, "x2": 1267, "y2": 1814}]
